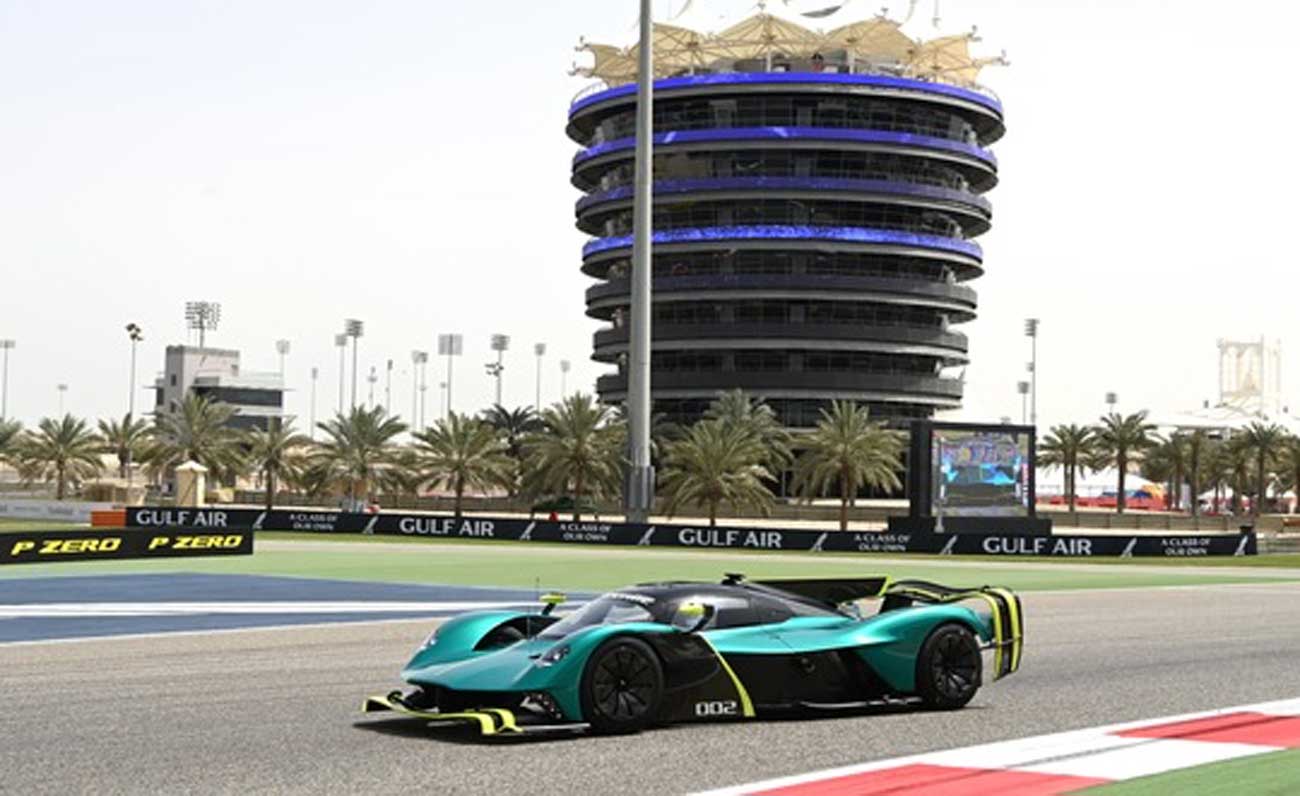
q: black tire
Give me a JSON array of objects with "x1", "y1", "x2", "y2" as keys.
[
  {"x1": 579, "y1": 637, "x2": 664, "y2": 734},
  {"x1": 915, "y1": 623, "x2": 982, "y2": 710}
]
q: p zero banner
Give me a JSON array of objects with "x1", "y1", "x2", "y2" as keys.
[
  {"x1": 123, "y1": 507, "x2": 1257, "y2": 558},
  {"x1": 1, "y1": 529, "x2": 255, "y2": 566}
]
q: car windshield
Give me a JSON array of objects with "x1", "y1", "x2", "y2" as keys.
[{"x1": 539, "y1": 594, "x2": 656, "y2": 639}]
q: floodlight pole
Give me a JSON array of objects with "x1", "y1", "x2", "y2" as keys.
[
  {"x1": 1024, "y1": 318, "x2": 1040, "y2": 428},
  {"x1": 411, "y1": 351, "x2": 424, "y2": 432},
  {"x1": 125, "y1": 324, "x2": 143, "y2": 492},
  {"x1": 534, "y1": 343, "x2": 547, "y2": 410},
  {"x1": 334, "y1": 334, "x2": 347, "y2": 414},
  {"x1": 276, "y1": 339, "x2": 290, "y2": 377},
  {"x1": 385, "y1": 359, "x2": 393, "y2": 415},
  {"x1": 626, "y1": 0, "x2": 656, "y2": 523},
  {"x1": 310, "y1": 367, "x2": 319, "y2": 439},
  {"x1": 0, "y1": 340, "x2": 14, "y2": 421},
  {"x1": 345, "y1": 320, "x2": 364, "y2": 410}
]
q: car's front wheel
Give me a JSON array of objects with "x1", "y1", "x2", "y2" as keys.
[
  {"x1": 580, "y1": 637, "x2": 664, "y2": 734},
  {"x1": 916, "y1": 623, "x2": 982, "y2": 710}
]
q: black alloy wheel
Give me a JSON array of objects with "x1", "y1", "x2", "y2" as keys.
[
  {"x1": 580, "y1": 637, "x2": 664, "y2": 734},
  {"x1": 916, "y1": 623, "x2": 982, "y2": 710}
]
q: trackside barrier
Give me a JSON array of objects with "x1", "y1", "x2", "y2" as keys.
[
  {"x1": 123, "y1": 508, "x2": 1256, "y2": 558},
  {"x1": 0, "y1": 528, "x2": 255, "y2": 566}
]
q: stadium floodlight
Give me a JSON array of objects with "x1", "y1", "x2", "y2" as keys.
[
  {"x1": 122, "y1": 323, "x2": 143, "y2": 483},
  {"x1": 344, "y1": 320, "x2": 364, "y2": 410},
  {"x1": 1106, "y1": 391, "x2": 1118, "y2": 414},
  {"x1": 309, "y1": 366, "x2": 319, "y2": 438},
  {"x1": 184, "y1": 302, "x2": 221, "y2": 344},
  {"x1": 437, "y1": 334, "x2": 463, "y2": 418},
  {"x1": 487, "y1": 334, "x2": 510, "y2": 406},
  {"x1": 185, "y1": 301, "x2": 221, "y2": 348},
  {"x1": 1017, "y1": 380, "x2": 1030, "y2": 425},
  {"x1": 385, "y1": 359, "x2": 394, "y2": 415},
  {"x1": 0, "y1": 339, "x2": 13, "y2": 421},
  {"x1": 410, "y1": 350, "x2": 430, "y2": 431},
  {"x1": 334, "y1": 334, "x2": 348, "y2": 413},
  {"x1": 276, "y1": 339, "x2": 291, "y2": 377},
  {"x1": 533, "y1": 343, "x2": 547, "y2": 410},
  {"x1": 1023, "y1": 318, "x2": 1040, "y2": 427},
  {"x1": 56, "y1": 383, "x2": 68, "y2": 415}
]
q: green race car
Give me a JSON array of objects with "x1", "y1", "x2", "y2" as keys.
[{"x1": 362, "y1": 574, "x2": 1023, "y2": 735}]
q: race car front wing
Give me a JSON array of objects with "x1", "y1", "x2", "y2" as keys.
[{"x1": 361, "y1": 692, "x2": 588, "y2": 737}]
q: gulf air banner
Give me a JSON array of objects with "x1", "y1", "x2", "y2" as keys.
[{"x1": 122, "y1": 507, "x2": 1256, "y2": 558}]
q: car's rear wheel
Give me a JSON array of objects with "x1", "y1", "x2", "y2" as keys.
[
  {"x1": 916, "y1": 623, "x2": 981, "y2": 710},
  {"x1": 580, "y1": 637, "x2": 664, "y2": 734}
]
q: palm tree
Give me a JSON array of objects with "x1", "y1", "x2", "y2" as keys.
[
  {"x1": 0, "y1": 419, "x2": 21, "y2": 466},
  {"x1": 246, "y1": 421, "x2": 312, "y2": 511},
  {"x1": 1185, "y1": 430, "x2": 1209, "y2": 517},
  {"x1": 16, "y1": 415, "x2": 103, "y2": 499},
  {"x1": 1242, "y1": 422, "x2": 1287, "y2": 515},
  {"x1": 1215, "y1": 436, "x2": 1253, "y2": 514},
  {"x1": 141, "y1": 395, "x2": 245, "y2": 482},
  {"x1": 482, "y1": 404, "x2": 543, "y2": 460},
  {"x1": 791, "y1": 401, "x2": 904, "y2": 531},
  {"x1": 1092, "y1": 411, "x2": 1157, "y2": 513},
  {"x1": 659, "y1": 420, "x2": 775, "y2": 526},
  {"x1": 703, "y1": 389, "x2": 794, "y2": 470},
  {"x1": 1140, "y1": 436, "x2": 1177, "y2": 511},
  {"x1": 98, "y1": 414, "x2": 151, "y2": 479},
  {"x1": 482, "y1": 404, "x2": 543, "y2": 497},
  {"x1": 313, "y1": 405, "x2": 408, "y2": 506},
  {"x1": 1278, "y1": 436, "x2": 1300, "y2": 515},
  {"x1": 521, "y1": 393, "x2": 623, "y2": 521},
  {"x1": 415, "y1": 413, "x2": 515, "y2": 517},
  {"x1": 1037, "y1": 424, "x2": 1096, "y2": 512}
]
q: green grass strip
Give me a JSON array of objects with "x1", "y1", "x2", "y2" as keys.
[{"x1": 1072, "y1": 747, "x2": 1300, "y2": 795}]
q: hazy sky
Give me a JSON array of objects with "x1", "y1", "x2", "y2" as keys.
[{"x1": 2, "y1": 0, "x2": 1296, "y2": 431}]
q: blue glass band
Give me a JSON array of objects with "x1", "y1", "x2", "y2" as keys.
[
  {"x1": 573, "y1": 127, "x2": 997, "y2": 169},
  {"x1": 570, "y1": 72, "x2": 1003, "y2": 117},
  {"x1": 582, "y1": 225, "x2": 983, "y2": 260},
  {"x1": 575, "y1": 176, "x2": 992, "y2": 216}
]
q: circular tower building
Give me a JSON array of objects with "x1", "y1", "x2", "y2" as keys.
[{"x1": 568, "y1": 17, "x2": 1005, "y2": 427}]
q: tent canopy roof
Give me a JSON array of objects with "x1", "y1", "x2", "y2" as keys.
[{"x1": 574, "y1": 12, "x2": 1006, "y2": 93}]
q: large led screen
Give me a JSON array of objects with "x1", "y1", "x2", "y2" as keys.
[{"x1": 930, "y1": 427, "x2": 1031, "y2": 517}]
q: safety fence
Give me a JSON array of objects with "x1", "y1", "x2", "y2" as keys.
[{"x1": 121, "y1": 507, "x2": 1256, "y2": 558}]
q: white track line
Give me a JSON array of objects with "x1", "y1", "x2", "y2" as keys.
[
  {"x1": 0, "y1": 600, "x2": 539, "y2": 618},
  {"x1": 694, "y1": 698, "x2": 1300, "y2": 795},
  {"x1": 0, "y1": 615, "x2": 446, "y2": 648}
]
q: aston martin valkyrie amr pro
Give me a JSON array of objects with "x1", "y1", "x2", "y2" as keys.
[{"x1": 362, "y1": 575, "x2": 1023, "y2": 735}]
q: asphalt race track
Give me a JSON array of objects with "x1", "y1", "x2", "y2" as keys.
[{"x1": 3, "y1": 581, "x2": 1300, "y2": 795}]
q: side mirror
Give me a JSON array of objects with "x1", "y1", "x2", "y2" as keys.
[
  {"x1": 540, "y1": 592, "x2": 567, "y2": 616},
  {"x1": 676, "y1": 601, "x2": 715, "y2": 633}
]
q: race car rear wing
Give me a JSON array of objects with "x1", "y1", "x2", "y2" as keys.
[{"x1": 883, "y1": 580, "x2": 1024, "y2": 681}]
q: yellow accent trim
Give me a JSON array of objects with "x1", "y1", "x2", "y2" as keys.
[
  {"x1": 968, "y1": 592, "x2": 1004, "y2": 678},
  {"x1": 359, "y1": 695, "x2": 499, "y2": 734},
  {"x1": 698, "y1": 637, "x2": 756, "y2": 718},
  {"x1": 479, "y1": 708, "x2": 522, "y2": 734},
  {"x1": 540, "y1": 592, "x2": 567, "y2": 605},
  {"x1": 988, "y1": 587, "x2": 1023, "y2": 673}
]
